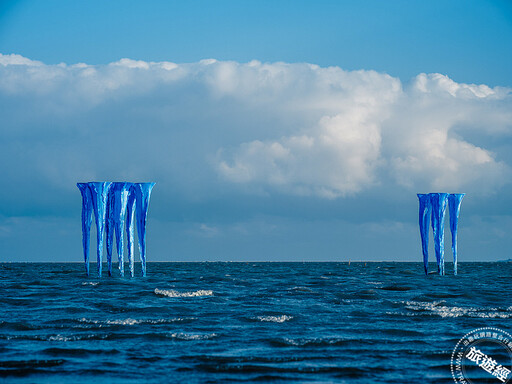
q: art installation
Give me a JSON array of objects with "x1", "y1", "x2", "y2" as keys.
[
  {"x1": 417, "y1": 193, "x2": 465, "y2": 275},
  {"x1": 77, "y1": 182, "x2": 155, "y2": 277}
]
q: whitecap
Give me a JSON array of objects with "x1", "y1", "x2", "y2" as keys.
[
  {"x1": 256, "y1": 315, "x2": 293, "y2": 323},
  {"x1": 48, "y1": 335, "x2": 74, "y2": 342},
  {"x1": 169, "y1": 332, "x2": 217, "y2": 340},
  {"x1": 81, "y1": 282, "x2": 99, "y2": 286},
  {"x1": 78, "y1": 317, "x2": 193, "y2": 326},
  {"x1": 396, "y1": 300, "x2": 512, "y2": 319},
  {"x1": 288, "y1": 286, "x2": 312, "y2": 292},
  {"x1": 154, "y1": 288, "x2": 213, "y2": 297}
]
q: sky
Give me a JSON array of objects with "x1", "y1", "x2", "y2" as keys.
[{"x1": 0, "y1": 0, "x2": 511, "y2": 262}]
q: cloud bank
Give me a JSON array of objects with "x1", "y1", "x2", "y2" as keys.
[{"x1": 0, "y1": 53, "x2": 511, "y2": 214}]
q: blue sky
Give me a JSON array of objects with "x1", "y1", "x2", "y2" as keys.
[
  {"x1": 0, "y1": 0, "x2": 511, "y2": 262},
  {"x1": 2, "y1": 0, "x2": 512, "y2": 86}
]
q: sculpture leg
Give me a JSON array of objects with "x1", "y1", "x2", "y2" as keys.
[
  {"x1": 430, "y1": 193, "x2": 448, "y2": 276},
  {"x1": 135, "y1": 183, "x2": 155, "y2": 277},
  {"x1": 418, "y1": 194, "x2": 431, "y2": 275},
  {"x1": 78, "y1": 183, "x2": 93, "y2": 277},
  {"x1": 126, "y1": 191, "x2": 136, "y2": 278},
  {"x1": 115, "y1": 222, "x2": 124, "y2": 277},
  {"x1": 106, "y1": 219, "x2": 114, "y2": 277},
  {"x1": 448, "y1": 194, "x2": 465, "y2": 276}
]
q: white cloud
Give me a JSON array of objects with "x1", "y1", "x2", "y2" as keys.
[
  {"x1": 383, "y1": 73, "x2": 512, "y2": 194},
  {"x1": 218, "y1": 112, "x2": 385, "y2": 198},
  {"x1": 216, "y1": 68, "x2": 511, "y2": 197},
  {"x1": 0, "y1": 53, "x2": 43, "y2": 66},
  {"x1": 0, "y1": 53, "x2": 510, "y2": 210}
]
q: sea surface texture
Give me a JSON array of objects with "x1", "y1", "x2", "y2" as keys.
[{"x1": 1, "y1": 262, "x2": 511, "y2": 383}]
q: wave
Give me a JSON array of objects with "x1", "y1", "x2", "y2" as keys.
[
  {"x1": 47, "y1": 334, "x2": 91, "y2": 342},
  {"x1": 154, "y1": 288, "x2": 213, "y2": 297},
  {"x1": 255, "y1": 315, "x2": 293, "y2": 323},
  {"x1": 0, "y1": 358, "x2": 66, "y2": 376},
  {"x1": 272, "y1": 337, "x2": 351, "y2": 347},
  {"x1": 78, "y1": 317, "x2": 194, "y2": 326},
  {"x1": 42, "y1": 347, "x2": 120, "y2": 356},
  {"x1": 395, "y1": 300, "x2": 512, "y2": 318},
  {"x1": 0, "y1": 321, "x2": 42, "y2": 331},
  {"x1": 3, "y1": 331, "x2": 213, "y2": 342},
  {"x1": 287, "y1": 286, "x2": 312, "y2": 292},
  {"x1": 169, "y1": 332, "x2": 217, "y2": 340},
  {"x1": 380, "y1": 285, "x2": 412, "y2": 291},
  {"x1": 81, "y1": 282, "x2": 99, "y2": 286}
]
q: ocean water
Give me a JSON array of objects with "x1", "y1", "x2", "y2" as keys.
[{"x1": 1, "y1": 262, "x2": 511, "y2": 383}]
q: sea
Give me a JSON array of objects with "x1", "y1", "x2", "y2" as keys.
[{"x1": 1, "y1": 262, "x2": 511, "y2": 383}]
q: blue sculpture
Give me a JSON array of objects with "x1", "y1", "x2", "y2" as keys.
[
  {"x1": 77, "y1": 183, "x2": 93, "y2": 276},
  {"x1": 88, "y1": 182, "x2": 112, "y2": 277},
  {"x1": 77, "y1": 182, "x2": 155, "y2": 277},
  {"x1": 106, "y1": 182, "x2": 131, "y2": 276},
  {"x1": 134, "y1": 183, "x2": 156, "y2": 277},
  {"x1": 126, "y1": 184, "x2": 136, "y2": 277},
  {"x1": 430, "y1": 193, "x2": 449, "y2": 275},
  {"x1": 417, "y1": 194, "x2": 432, "y2": 276},
  {"x1": 417, "y1": 193, "x2": 464, "y2": 275},
  {"x1": 448, "y1": 194, "x2": 465, "y2": 275}
]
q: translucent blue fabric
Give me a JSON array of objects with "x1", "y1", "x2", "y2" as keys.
[
  {"x1": 430, "y1": 193, "x2": 448, "y2": 275},
  {"x1": 134, "y1": 183, "x2": 156, "y2": 277},
  {"x1": 126, "y1": 185, "x2": 137, "y2": 277},
  {"x1": 448, "y1": 194, "x2": 465, "y2": 275},
  {"x1": 77, "y1": 182, "x2": 154, "y2": 277},
  {"x1": 106, "y1": 183, "x2": 131, "y2": 276},
  {"x1": 77, "y1": 183, "x2": 93, "y2": 276},
  {"x1": 418, "y1": 192, "x2": 464, "y2": 276},
  {"x1": 417, "y1": 194, "x2": 432, "y2": 275},
  {"x1": 88, "y1": 182, "x2": 113, "y2": 277}
]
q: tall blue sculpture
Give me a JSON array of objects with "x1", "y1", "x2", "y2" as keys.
[
  {"x1": 88, "y1": 182, "x2": 112, "y2": 277},
  {"x1": 77, "y1": 182, "x2": 155, "y2": 277},
  {"x1": 134, "y1": 183, "x2": 156, "y2": 277},
  {"x1": 126, "y1": 185, "x2": 137, "y2": 277},
  {"x1": 106, "y1": 182, "x2": 131, "y2": 276},
  {"x1": 448, "y1": 194, "x2": 465, "y2": 275},
  {"x1": 417, "y1": 192, "x2": 464, "y2": 275},
  {"x1": 77, "y1": 183, "x2": 93, "y2": 276},
  {"x1": 430, "y1": 193, "x2": 449, "y2": 275},
  {"x1": 417, "y1": 194, "x2": 432, "y2": 276}
]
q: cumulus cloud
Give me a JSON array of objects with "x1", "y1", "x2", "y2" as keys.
[
  {"x1": 0, "y1": 53, "x2": 510, "y2": 215},
  {"x1": 383, "y1": 73, "x2": 512, "y2": 194},
  {"x1": 217, "y1": 70, "x2": 511, "y2": 197}
]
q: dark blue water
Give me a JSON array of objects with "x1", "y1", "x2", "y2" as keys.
[{"x1": 1, "y1": 262, "x2": 511, "y2": 383}]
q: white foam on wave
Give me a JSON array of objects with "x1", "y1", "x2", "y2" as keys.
[
  {"x1": 256, "y1": 315, "x2": 293, "y2": 323},
  {"x1": 78, "y1": 317, "x2": 194, "y2": 326},
  {"x1": 81, "y1": 282, "x2": 99, "y2": 286},
  {"x1": 48, "y1": 335, "x2": 74, "y2": 342},
  {"x1": 281, "y1": 337, "x2": 342, "y2": 346},
  {"x1": 396, "y1": 300, "x2": 512, "y2": 319},
  {"x1": 154, "y1": 288, "x2": 213, "y2": 297},
  {"x1": 46, "y1": 333, "x2": 104, "y2": 342},
  {"x1": 5, "y1": 333, "x2": 103, "y2": 342},
  {"x1": 288, "y1": 286, "x2": 312, "y2": 292},
  {"x1": 169, "y1": 332, "x2": 217, "y2": 340}
]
